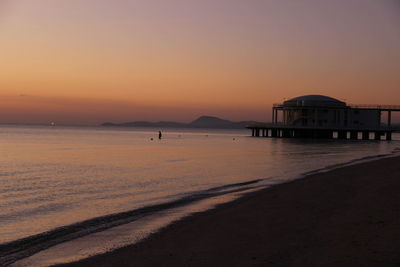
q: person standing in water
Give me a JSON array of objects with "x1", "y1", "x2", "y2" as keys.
[{"x1": 158, "y1": 131, "x2": 162, "y2": 139}]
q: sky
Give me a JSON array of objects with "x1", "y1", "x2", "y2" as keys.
[{"x1": 0, "y1": 0, "x2": 399, "y2": 125}]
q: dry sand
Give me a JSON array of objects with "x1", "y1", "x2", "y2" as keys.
[{"x1": 62, "y1": 156, "x2": 400, "y2": 267}]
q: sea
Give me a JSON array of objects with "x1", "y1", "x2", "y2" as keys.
[{"x1": 0, "y1": 125, "x2": 399, "y2": 266}]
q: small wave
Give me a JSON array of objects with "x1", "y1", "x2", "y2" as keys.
[
  {"x1": 0, "y1": 180, "x2": 264, "y2": 266},
  {"x1": 300, "y1": 153, "x2": 394, "y2": 178},
  {"x1": 4, "y1": 152, "x2": 398, "y2": 266},
  {"x1": 392, "y1": 147, "x2": 400, "y2": 153},
  {"x1": 203, "y1": 179, "x2": 264, "y2": 193}
]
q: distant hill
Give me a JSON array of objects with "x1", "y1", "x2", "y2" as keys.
[{"x1": 101, "y1": 116, "x2": 263, "y2": 129}]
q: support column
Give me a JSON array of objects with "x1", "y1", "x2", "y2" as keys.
[
  {"x1": 328, "y1": 131, "x2": 334, "y2": 139},
  {"x1": 362, "y1": 131, "x2": 369, "y2": 140},
  {"x1": 252, "y1": 128, "x2": 255, "y2": 137},
  {"x1": 388, "y1": 111, "x2": 392, "y2": 126},
  {"x1": 322, "y1": 130, "x2": 334, "y2": 139},
  {"x1": 314, "y1": 130, "x2": 331, "y2": 139},
  {"x1": 338, "y1": 130, "x2": 347, "y2": 139},
  {"x1": 374, "y1": 131, "x2": 381, "y2": 141},
  {"x1": 378, "y1": 110, "x2": 381, "y2": 126},
  {"x1": 314, "y1": 109, "x2": 318, "y2": 127},
  {"x1": 271, "y1": 129, "x2": 278, "y2": 137},
  {"x1": 350, "y1": 131, "x2": 358, "y2": 140},
  {"x1": 282, "y1": 129, "x2": 291, "y2": 138},
  {"x1": 387, "y1": 131, "x2": 392, "y2": 141},
  {"x1": 271, "y1": 108, "x2": 275, "y2": 124}
]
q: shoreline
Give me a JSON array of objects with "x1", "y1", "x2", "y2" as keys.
[{"x1": 60, "y1": 155, "x2": 400, "y2": 267}]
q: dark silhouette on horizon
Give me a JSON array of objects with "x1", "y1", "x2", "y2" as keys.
[{"x1": 102, "y1": 116, "x2": 264, "y2": 129}]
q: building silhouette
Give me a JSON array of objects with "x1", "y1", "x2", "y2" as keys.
[{"x1": 248, "y1": 95, "x2": 400, "y2": 140}]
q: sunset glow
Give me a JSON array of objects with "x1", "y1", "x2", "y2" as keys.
[{"x1": 1, "y1": 0, "x2": 399, "y2": 124}]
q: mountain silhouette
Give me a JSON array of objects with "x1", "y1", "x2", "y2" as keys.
[{"x1": 102, "y1": 116, "x2": 262, "y2": 129}]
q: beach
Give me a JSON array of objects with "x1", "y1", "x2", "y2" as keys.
[{"x1": 61, "y1": 155, "x2": 400, "y2": 267}]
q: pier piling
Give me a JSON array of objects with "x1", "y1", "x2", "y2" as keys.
[
  {"x1": 386, "y1": 132, "x2": 392, "y2": 141},
  {"x1": 247, "y1": 125, "x2": 396, "y2": 141},
  {"x1": 350, "y1": 131, "x2": 358, "y2": 140},
  {"x1": 338, "y1": 131, "x2": 347, "y2": 140},
  {"x1": 374, "y1": 132, "x2": 381, "y2": 141},
  {"x1": 362, "y1": 131, "x2": 369, "y2": 140}
]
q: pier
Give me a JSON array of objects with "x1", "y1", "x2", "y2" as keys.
[
  {"x1": 247, "y1": 124, "x2": 397, "y2": 141},
  {"x1": 248, "y1": 95, "x2": 400, "y2": 141}
]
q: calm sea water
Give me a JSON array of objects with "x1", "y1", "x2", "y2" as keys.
[{"x1": 0, "y1": 125, "x2": 399, "y2": 266}]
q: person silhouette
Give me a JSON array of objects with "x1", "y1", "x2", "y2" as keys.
[{"x1": 158, "y1": 131, "x2": 162, "y2": 139}]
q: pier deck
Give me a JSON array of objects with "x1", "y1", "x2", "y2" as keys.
[{"x1": 246, "y1": 124, "x2": 399, "y2": 141}]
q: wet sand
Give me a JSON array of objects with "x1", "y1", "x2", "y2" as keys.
[{"x1": 63, "y1": 156, "x2": 400, "y2": 267}]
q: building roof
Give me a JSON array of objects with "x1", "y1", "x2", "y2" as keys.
[
  {"x1": 288, "y1": 95, "x2": 343, "y2": 102},
  {"x1": 283, "y1": 95, "x2": 346, "y2": 108}
]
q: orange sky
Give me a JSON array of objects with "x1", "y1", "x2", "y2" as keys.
[{"x1": 0, "y1": 0, "x2": 399, "y2": 125}]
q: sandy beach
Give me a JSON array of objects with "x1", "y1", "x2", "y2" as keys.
[{"x1": 62, "y1": 155, "x2": 400, "y2": 267}]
